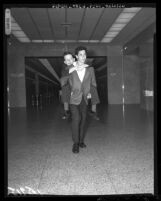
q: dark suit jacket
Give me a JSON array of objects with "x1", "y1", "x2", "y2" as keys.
[{"x1": 61, "y1": 67, "x2": 97, "y2": 105}]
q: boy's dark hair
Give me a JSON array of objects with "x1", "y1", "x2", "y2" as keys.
[
  {"x1": 72, "y1": 55, "x2": 77, "y2": 61},
  {"x1": 63, "y1": 51, "x2": 73, "y2": 58},
  {"x1": 75, "y1": 46, "x2": 87, "y2": 56}
]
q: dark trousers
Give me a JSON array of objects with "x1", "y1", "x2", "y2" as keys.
[{"x1": 70, "y1": 98, "x2": 87, "y2": 144}]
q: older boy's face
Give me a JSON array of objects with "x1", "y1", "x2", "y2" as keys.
[
  {"x1": 64, "y1": 54, "x2": 75, "y2": 66},
  {"x1": 76, "y1": 50, "x2": 86, "y2": 64}
]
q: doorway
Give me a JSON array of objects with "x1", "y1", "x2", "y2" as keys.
[{"x1": 25, "y1": 56, "x2": 108, "y2": 108}]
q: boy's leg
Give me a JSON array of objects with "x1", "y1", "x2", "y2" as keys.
[
  {"x1": 70, "y1": 104, "x2": 80, "y2": 153},
  {"x1": 91, "y1": 104, "x2": 96, "y2": 112},
  {"x1": 64, "y1": 102, "x2": 69, "y2": 111},
  {"x1": 91, "y1": 104, "x2": 100, "y2": 120},
  {"x1": 62, "y1": 102, "x2": 70, "y2": 119},
  {"x1": 79, "y1": 99, "x2": 87, "y2": 147},
  {"x1": 90, "y1": 85, "x2": 100, "y2": 120}
]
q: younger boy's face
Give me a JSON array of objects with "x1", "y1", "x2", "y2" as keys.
[{"x1": 64, "y1": 54, "x2": 75, "y2": 66}]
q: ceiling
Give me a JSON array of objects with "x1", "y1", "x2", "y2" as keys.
[
  {"x1": 10, "y1": 6, "x2": 155, "y2": 88},
  {"x1": 11, "y1": 7, "x2": 156, "y2": 45}
]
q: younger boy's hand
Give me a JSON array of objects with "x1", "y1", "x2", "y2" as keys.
[{"x1": 87, "y1": 93, "x2": 91, "y2": 99}]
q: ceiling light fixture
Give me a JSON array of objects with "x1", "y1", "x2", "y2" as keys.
[
  {"x1": 101, "y1": 38, "x2": 113, "y2": 42},
  {"x1": 11, "y1": 16, "x2": 31, "y2": 42},
  {"x1": 18, "y1": 38, "x2": 31, "y2": 42},
  {"x1": 32, "y1": 40, "x2": 43, "y2": 43},
  {"x1": 115, "y1": 18, "x2": 131, "y2": 23},
  {"x1": 12, "y1": 30, "x2": 26, "y2": 37},
  {"x1": 111, "y1": 23, "x2": 126, "y2": 28},
  {"x1": 43, "y1": 40, "x2": 54, "y2": 42},
  {"x1": 123, "y1": 8, "x2": 142, "y2": 12},
  {"x1": 11, "y1": 23, "x2": 21, "y2": 31},
  {"x1": 88, "y1": 40, "x2": 99, "y2": 43},
  {"x1": 105, "y1": 31, "x2": 119, "y2": 36},
  {"x1": 109, "y1": 27, "x2": 123, "y2": 31},
  {"x1": 118, "y1": 13, "x2": 136, "y2": 18},
  {"x1": 101, "y1": 7, "x2": 142, "y2": 43},
  {"x1": 78, "y1": 40, "x2": 89, "y2": 42}
]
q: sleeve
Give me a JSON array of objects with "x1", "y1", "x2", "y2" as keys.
[
  {"x1": 89, "y1": 67, "x2": 100, "y2": 104},
  {"x1": 90, "y1": 67, "x2": 97, "y2": 87},
  {"x1": 61, "y1": 67, "x2": 68, "y2": 77},
  {"x1": 60, "y1": 68, "x2": 70, "y2": 87},
  {"x1": 60, "y1": 75, "x2": 69, "y2": 87},
  {"x1": 90, "y1": 85, "x2": 100, "y2": 104}
]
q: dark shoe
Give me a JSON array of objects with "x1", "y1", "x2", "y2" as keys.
[
  {"x1": 79, "y1": 142, "x2": 87, "y2": 148},
  {"x1": 72, "y1": 143, "x2": 79, "y2": 153}
]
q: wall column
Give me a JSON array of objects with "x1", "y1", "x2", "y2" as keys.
[
  {"x1": 35, "y1": 73, "x2": 39, "y2": 95},
  {"x1": 7, "y1": 42, "x2": 26, "y2": 107},
  {"x1": 107, "y1": 46, "x2": 123, "y2": 104},
  {"x1": 139, "y1": 43, "x2": 153, "y2": 111}
]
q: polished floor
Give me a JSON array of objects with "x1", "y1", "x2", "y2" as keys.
[{"x1": 8, "y1": 102, "x2": 154, "y2": 195}]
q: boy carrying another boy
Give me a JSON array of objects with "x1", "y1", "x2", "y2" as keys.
[{"x1": 61, "y1": 51, "x2": 100, "y2": 121}]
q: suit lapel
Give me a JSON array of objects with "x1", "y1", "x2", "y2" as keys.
[
  {"x1": 71, "y1": 67, "x2": 90, "y2": 86},
  {"x1": 82, "y1": 67, "x2": 89, "y2": 83},
  {"x1": 72, "y1": 68, "x2": 89, "y2": 83},
  {"x1": 73, "y1": 70, "x2": 81, "y2": 83}
]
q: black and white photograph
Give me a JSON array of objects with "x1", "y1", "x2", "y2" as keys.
[{"x1": 5, "y1": 3, "x2": 156, "y2": 197}]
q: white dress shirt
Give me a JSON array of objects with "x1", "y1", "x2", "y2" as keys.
[
  {"x1": 76, "y1": 67, "x2": 86, "y2": 82},
  {"x1": 70, "y1": 62, "x2": 91, "y2": 97},
  {"x1": 69, "y1": 62, "x2": 88, "y2": 82}
]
